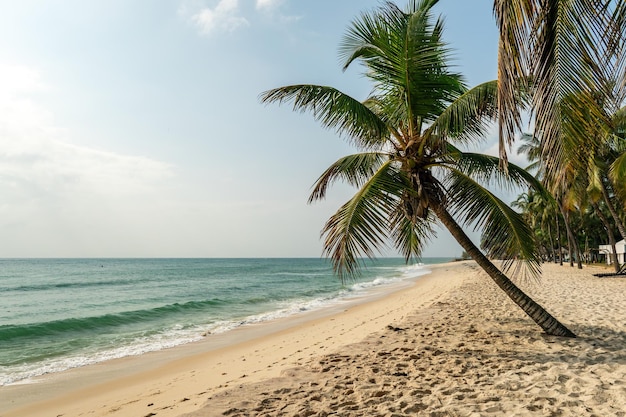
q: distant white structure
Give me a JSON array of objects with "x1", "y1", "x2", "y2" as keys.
[{"x1": 599, "y1": 239, "x2": 626, "y2": 264}]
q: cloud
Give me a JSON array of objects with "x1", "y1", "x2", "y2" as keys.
[
  {"x1": 0, "y1": 64, "x2": 48, "y2": 96},
  {"x1": 0, "y1": 63, "x2": 182, "y2": 256},
  {"x1": 255, "y1": 0, "x2": 282, "y2": 11},
  {"x1": 180, "y1": 0, "x2": 249, "y2": 35},
  {"x1": 255, "y1": 0, "x2": 301, "y2": 23},
  {"x1": 0, "y1": 63, "x2": 174, "y2": 204}
]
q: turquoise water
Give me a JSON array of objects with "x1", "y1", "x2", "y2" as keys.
[{"x1": 0, "y1": 258, "x2": 450, "y2": 385}]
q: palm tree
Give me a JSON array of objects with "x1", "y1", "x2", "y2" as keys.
[
  {"x1": 261, "y1": 1, "x2": 574, "y2": 337},
  {"x1": 591, "y1": 200, "x2": 620, "y2": 271},
  {"x1": 598, "y1": 106, "x2": 626, "y2": 235},
  {"x1": 609, "y1": 107, "x2": 626, "y2": 196},
  {"x1": 494, "y1": 0, "x2": 626, "y2": 183},
  {"x1": 513, "y1": 189, "x2": 561, "y2": 262}
]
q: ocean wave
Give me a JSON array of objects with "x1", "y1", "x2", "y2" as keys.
[
  {"x1": 1, "y1": 259, "x2": 436, "y2": 386},
  {"x1": 207, "y1": 267, "x2": 429, "y2": 334},
  {"x1": 0, "y1": 326, "x2": 205, "y2": 386},
  {"x1": 0, "y1": 298, "x2": 226, "y2": 342},
  {"x1": 1, "y1": 278, "x2": 147, "y2": 293}
]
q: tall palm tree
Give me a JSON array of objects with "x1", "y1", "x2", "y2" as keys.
[
  {"x1": 261, "y1": 0, "x2": 574, "y2": 337},
  {"x1": 609, "y1": 107, "x2": 626, "y2": 195},
  {"x1": 494, "y1": 0, "x2": 626, "y2": 183}
]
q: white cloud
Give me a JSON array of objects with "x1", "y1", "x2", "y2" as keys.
[
  {"x1": 255, "y1": 0, "x2": 301, "y2": 23},
  {"x1": 0, "y1": 64, "x2": 48, "y2": 96},
  {"x1": 255, "y1": 0, "x2": 282, "y2": 11},
  {"x1": 0, "y1": 63, "x2": 174, "y2": 204},
  {"x1": 0, "y1": 63, "x2": 182, "y2": 256},
  {"x1": 180, "y1": 0, "x2": 249, "y2": 35}
]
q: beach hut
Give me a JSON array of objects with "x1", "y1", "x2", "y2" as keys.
[{"x1": 599, "y1": 239, "x2": 626, "y2": 265}]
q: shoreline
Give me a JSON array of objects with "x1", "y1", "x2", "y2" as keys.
[
  {"x1": 0, "y1": 258, "x2": 438, "y2": 387},
  {"x1": 1, "y1": 261, "x2": 466, "y2": 417},
  {"x1": 185, "y1": 261, "x2": 626, "y2": 416}
]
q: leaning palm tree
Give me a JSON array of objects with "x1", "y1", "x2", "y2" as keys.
[{"x1": 261, "y1": 0, "x2": 574, "y2": 337}]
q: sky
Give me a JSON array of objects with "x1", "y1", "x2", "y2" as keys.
[{"x1": 0, "y1": 0, "x2": 527, "y2": 258}]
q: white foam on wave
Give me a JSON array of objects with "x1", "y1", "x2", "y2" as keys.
[
  {"x1": 208, "y1": 263, "x2": 431, "y2": 334},
  {"x1": 1, "y1": 326, "x2": 208, "y2": 386},
  {"x1": 3, "y1": 262, "x2": 432, "y2": 386}
]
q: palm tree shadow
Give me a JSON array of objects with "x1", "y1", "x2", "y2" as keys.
[
  {"x1": 548, "y1": 324, "x2": 626, "y2": 365},
  {"x1": 479, "y1": 323, "x2": 626, "y2": 368}
]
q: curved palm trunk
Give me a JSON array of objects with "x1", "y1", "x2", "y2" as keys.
[
  {"x1": 592, "y1": 201, "x2": 620, "y2": 272},
  {"x1": 432, "y1": 203, "x2": 576, "y2": 338}
]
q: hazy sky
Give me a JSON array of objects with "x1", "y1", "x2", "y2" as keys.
[{"x1": 0, "y1": 0, "x2": 526, "y2": 258}]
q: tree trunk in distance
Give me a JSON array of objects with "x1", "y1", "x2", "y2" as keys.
[
  {"x1": 601, "y1": 179, "x2": 626, "y2": 240},
  {"x1": 558, "y1": 202, "x2": 577, "y2": 268},
  {"x1": 575, "y1": 209, "x2": 583, "y2": 269},
  {"x1": 592, "y1": 201, "x2": 620, "y2": 272},
  {"x1": 548, "y1": 221, "x2": 556, "y2": 263},
  {"x1": 556, "y1": 216, "x2": 563, "y2": 265},
  {"x1": 432, "y1": 203, "x2": 576, "y2": 338}
]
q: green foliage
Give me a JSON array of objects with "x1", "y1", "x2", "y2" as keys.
[
  {"x1": 262, "y1": 0, "x2": 543, "y2": 280},
  {"x1": 494, "y1": 0, "x2": 626, "y2": 185}
]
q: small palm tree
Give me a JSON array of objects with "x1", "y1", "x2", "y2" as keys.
[{"x1": 261, "y1": 0, "x2": 574, "y2": 337}]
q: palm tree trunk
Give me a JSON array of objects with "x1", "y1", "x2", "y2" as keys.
[
  {"x1": 547, "y1": 222, "x2": 557, "y2": 263},
  {"x1": 556, "y1": 216, "x2": 563, "y2": 265},
  {"x1": 432, "y1": 203, "x2": 576, "y2": 338},
  {"x1": 575, "y1": 210, "x2": 583, "y2": 270},
  {"x1": 574, "y1": 218, "x2": 583, "y2": 269},
  {"x1": 558, "y1": 202, "x2": 578, "y2": 268},
  {"x1": 601, "y1": 179, "x2": 626, "y2": 240},
  {"x1": 592, "y1": 201, "x2": 620, "y2": 272},
  {"x1": 566, "y1": 217, "x2": 574, "y2": 267}
]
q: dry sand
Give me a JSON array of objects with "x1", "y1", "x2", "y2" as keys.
[
  {"x1": 3, "y1": 261, "x2": 626, "y2": 417},
  {"x1": 182, "y1": 261, "x2": 626, "y2": 417}
]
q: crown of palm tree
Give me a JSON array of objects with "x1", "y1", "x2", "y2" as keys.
[{"x1": 262, "y1": 0, "x2": 540, "y2": 279}]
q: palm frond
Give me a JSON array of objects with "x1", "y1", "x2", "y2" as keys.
[
  {"x1": 259, "y1": 85, "x2": 388, "y2": 149},
  {"x1": 404, "y1": 9, "x2": 466, "y2": 127},
  {"x1": 585, "y1": 163, "x2": 604, "y2": 203},
  {"x1": 446, "y1": 170, "x2": 541, "y2": 278},
  {"x1": 493, "y1": 0, "x2": 537, "y2": 164},
  {"x1": 516, "y1": 133, "x2": 540, "y2": 161},
  {"x1": 389, "y1": 204, "x2": 436, "y2": 263},
  {"x1": 425, "y1": 80, "x2": 498, "y2": 146},
  {"x1": 308, "y1": 152, "x2": 391, "y2": 203},
  {"x1": 608, "y1": 106, "x2": 626, "y2": 195},
  {"x1": 339, "y1": 0, "x2": 464, "y2": 133},
  {"x1": 531, "y1": 1, "x2": 619, "y2": 183},
  {"x1": 494, "y1": 0, "x2": 623, "y2": 180},
  {"x1": 609, "y1": 151, "x2": 626, "y2": 199},
  {"x1": 321, "y1": 160, "x2": 403, "y2": 280},
  {"x1": 452, "y1": 152, "x2": 545, "y2": 194},
  {"x1": 613, "y1": 106, "x2": 626, "y2": 136}
]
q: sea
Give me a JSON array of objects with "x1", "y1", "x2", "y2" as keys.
[{"x1": 0, "y1": 257, "x2": 451, "y2": 386}]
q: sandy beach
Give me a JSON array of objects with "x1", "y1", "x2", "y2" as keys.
[{"x1": 2, "y1": 260, "x2": 626, "y2": 416}]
